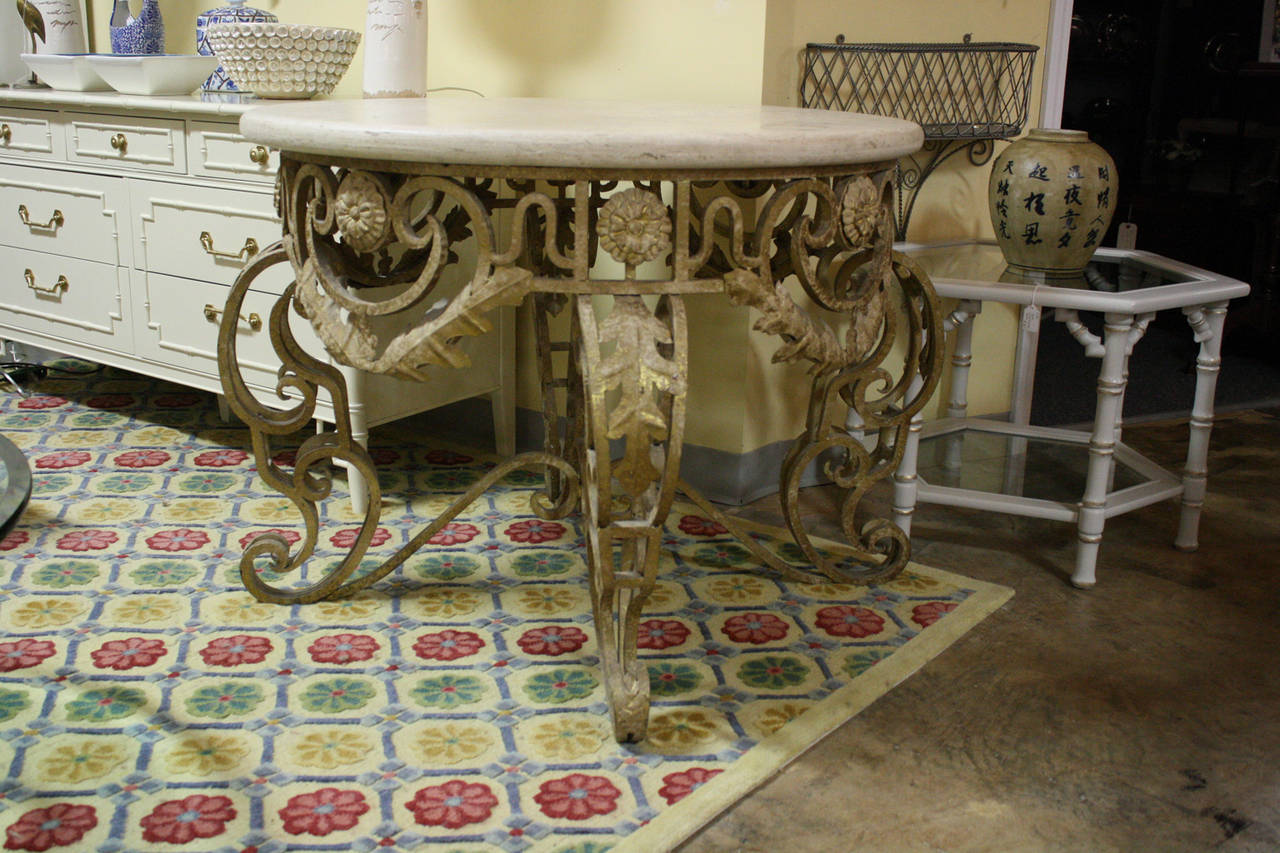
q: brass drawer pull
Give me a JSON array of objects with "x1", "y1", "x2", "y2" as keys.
[
  {"x1": 24, "y1": 269, "x2": 68, "y2": 296},
  {"x1": 249, "y1": 145, "x2": 269, "y2": 165},
  {"x1": 17, "y1": 205, "x2": 64, "y2": 230},
  {"x1": 0, "y1": 124, "x2": 10, "y2": 144},
  {"x1": 204, "y1": 303, "x2": 262, "y2": 331},
  {"x1": 200, "y1": 231, "x2": 259, "y2": 262},
  {"x1": 110, "y1": 133, "x2": 127, "y2": 153}
]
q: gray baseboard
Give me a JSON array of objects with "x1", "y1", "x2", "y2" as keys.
[{"x1": 410, "y1": 397, "x2": 835, "y2": 506}]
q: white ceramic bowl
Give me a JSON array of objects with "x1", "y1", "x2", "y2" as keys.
[
  {"x1": 19, "y1": 54, "x2": 110, "y2": 92},
  {"x1": 86, "y1": 54, "x2": 219, "y2": 96},
  {"x1": 204, "y1": 22, "x2": 360, "y2": 99}
]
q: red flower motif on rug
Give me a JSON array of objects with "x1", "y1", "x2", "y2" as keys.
[
  {"x1": 0, "y1": 639, "x2": 56, "y2": 672},
  {"x1": 657, "y1": 768, "x2": 724, "y2": 805},
  {"x1": 516, "y1": 626, "x2": 588, "y2": 656},
  {"x1": 532, "y1": 773, "x2": 621, "y2": 820},
  {"x1": 192, "y1": 449, "x2": 249, "y2": 467},
  {"x1": 412, "y1": 630, "x2": 485, "y2": 661},
  {"x1": 145, "y1": 528, "x2": 210, "y2": 552},
  {"x1": 637, "y1": 619, "x2": 691, "y2": 650},
  {"x1": 0, "y1": 530, "x2": 28, "y2": 551},
  {"x1": 34, "y1": 451, "x2": 90, "y2": 470},
  {"x1": 270, "y1": 449, "x2": 296, "y2": 467},
  {"x1": 114, "y1": 450, "x2": 171, "y2": 468},
  {"x1": 238, "y1": 528, "x2": 302, "y2": 549},
  {"x1": 329, "y1": 527, "x2": 392, "y2": 549},
  {"x1": 3, "y1": 803, "x2": 96, "y2": 851},
  {"x1": 153, "y1": 393, "x2": 202, "y2": 408},
  {"x1": 139, "y1": 794, "x2": 235, "y2": 844},
  {"x1": 85, "y1": 394, "x2": 133, "y2": 409},
  {"x1": 405, "y1": 779, "x2": 499, "y2": 829},
  {"x1": 814, "y1": 605, "x2": 885, "y2": 638},
  {"x1": 911, "y1": 601, "x2": 958, "y2": 627},
  {"x1": 677, "y1": 515, "x2": 728, "y2": 537},
  {"x1": 91, "y1": 637, "x2": 167, "y2": 670},
  {"x1": 307, "y1": 634, "x2": 379, "y2": 665},
  {"x1": 16, "y1": 396, "x2": 67, "y2": 410},
  {"x1": 199, "y1": 635, "x2": 272, "y2": 667},
  {"x1": 721, "y1": 612, "x2": 790, "y2": 644},
  {"x1": 428, "y1": 522, "x2": 480, "y2": 546},
  {"x1": 503, "y1": 519, "x2": 566, "y2": 544},
  {"x1": 369, "y1": 448, "x2": 399, "y2": 465},
  {"x1": 278, "y1": 788, "x2": 369, "y2": 836},
  {"x1": 54, "y1": 530, "x2": 117, "y2": 552}
]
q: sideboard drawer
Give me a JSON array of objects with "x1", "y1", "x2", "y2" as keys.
[
  {"x1": 0, "y1": 163, "x2": 127, "y2": 265},
  {"x1": 0, "y1": 107, "x2": 62, "y2": 161},
  {"x1": 130, "y1": 179, "x2": 279, "y2": 285},
  {"x1": 0, "y1": 245, "x2": 132, "y2": 350},
  {"x1": 189, "y1": 121, "x2": 277, "y2": 183},
  {"x1": 66, "y1": 113, "x2": 186, "y2": 173},
  {"x1": 133, "y1": 269, "x2": 326, "y2": 386}
]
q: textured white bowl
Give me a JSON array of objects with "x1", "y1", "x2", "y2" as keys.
[
  {"x1": 86, "y1": 54, "x2": 219, "y2": 96},
  {"x1": 19, "y1": 54, "x2": 110, "y2": 92},
  {"x1": 204, "y1": 22, "x2": 360, "y2": 100}
]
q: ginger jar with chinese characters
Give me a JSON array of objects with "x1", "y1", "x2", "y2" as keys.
[{"x1": 988, "y1": 128, "x2": 1117, "y2": 278}]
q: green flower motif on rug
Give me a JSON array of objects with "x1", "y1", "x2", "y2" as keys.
[
  {"x1": 69, "y1": 410, "x2": 125, "y2": 427},
  {"x1": 30, "y1": 473, "x2": 75, "y2": 496},
  {"x1": 298, "y1": 677, "x2": 377, "y2": 713},
  {"x1": 523, "y1": 668, "x2": 599, "y2": 704},
  {"x1": 175, "y1": 472, "x2": 239, "y2": 493},
  {"x1": 648, "y1": 662, "x2": 703, "y2": 696},
  {"x1": 94, "y1": 472, "x2": 156, "y2": 494},
  {"x1": 735, "y1": 655, "x2": 811, "y2": 690},
  {"x1": 843, "y1": 647, "x2": 895, "y2": 678},
  {"x1": 690, "y1": 543, "x2": 752, "y2": 568},
  {"x1": 28, "y1": 560, "x2": 99, "y2": 587},
  {"x1": 0, "y1": 688, "x2": 30, "y2": 722},
  {"x1": 422, "y1": 469, "x2": 481, "y2": 490},
  {"x1": 413, "y1": 553, "x2": 482, "y2": 580},
  {"x1": 130, "y1": 560, "x2": 200, "y2": 587},
  {"x1": 65, "y1": 686, "x2": 148, "y2": 722},
  {"x1": 184, "y1": 682, "x2": 266, "y2": 719},
  {"x1": 410, "y1": 674, "x2": 487, "y2": 708},
  {"x1": 511, "y1": 550, "x2": 576, "y2": 577}
]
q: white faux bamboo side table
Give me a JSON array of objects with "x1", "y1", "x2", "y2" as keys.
[
  {"x1": 891, "y1": 241, "x2": 1250, "y2": 588},
  {"x1": 215, "y1": 97, "x2": 943, "y2": 741}
]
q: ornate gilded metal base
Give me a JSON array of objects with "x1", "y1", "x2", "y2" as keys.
[{"x1": 216, "y1": 156, "x2": 943, "y2": 742}]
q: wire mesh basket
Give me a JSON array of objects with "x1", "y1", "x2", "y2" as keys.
[{"x1": 801, "y1": 38, "x2": 1039, "y2": 140}]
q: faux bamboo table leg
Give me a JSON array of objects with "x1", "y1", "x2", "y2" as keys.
[
  {"x1": 1175, "y1": 301, "x2": 1228, "y2": 551},
  {"x1": 1073, "y1": 311, "x2": 1135, "y2": 588}
]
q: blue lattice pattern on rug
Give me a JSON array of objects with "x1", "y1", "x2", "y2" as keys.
[{"x1": 0, "y1": 362, "x2": 976, "y2": 852}]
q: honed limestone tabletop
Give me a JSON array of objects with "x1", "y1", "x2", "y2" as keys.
[{"x1": 238, "y1": 97, "x2": 923, "y2": 170}]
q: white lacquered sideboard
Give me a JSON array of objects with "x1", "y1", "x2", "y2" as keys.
[{"x1": 0, "y1": 90, "x2": 514, "y2": 511}]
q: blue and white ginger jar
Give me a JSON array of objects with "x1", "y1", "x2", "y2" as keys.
[
  {"x1": 109, "y1": 0, "x2": 165, "y2": 55},
  {"x1": 196, "y1": 0, "x2": 278, "y2": 91}
]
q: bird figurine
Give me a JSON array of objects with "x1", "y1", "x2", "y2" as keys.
[{"x1": 15, "y1": 0, "x2": 46, "y2": 86}]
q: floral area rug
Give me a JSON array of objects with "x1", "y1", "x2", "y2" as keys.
[{"x1": 0, "y1": 361, "x2": 1012, "y2": 852}]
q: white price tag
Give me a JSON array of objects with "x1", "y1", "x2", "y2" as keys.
[{"x1": 1021, "y1": 304, "x2": 1041, "y2": 331}]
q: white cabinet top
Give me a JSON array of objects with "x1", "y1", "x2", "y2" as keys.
[{"x1": 0, "y1": 88, "x2": 259, "y2": 118}]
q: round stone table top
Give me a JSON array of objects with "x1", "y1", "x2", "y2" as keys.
[{"x1": 239, "y1": 96, "x2": 923, "y2": 171}]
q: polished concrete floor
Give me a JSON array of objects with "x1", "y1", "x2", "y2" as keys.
[{"x1": 683, "y1": 407, "x2": 1280, "y2": 852}]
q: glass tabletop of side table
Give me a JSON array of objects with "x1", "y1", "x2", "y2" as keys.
[{"x1": 891, "y1": 240, "x2": 1250, "y2": 588}]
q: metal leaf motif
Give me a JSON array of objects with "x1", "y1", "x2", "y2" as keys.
[{"x1": 597, "y1": 296, "x2": 685, "y2": 495}]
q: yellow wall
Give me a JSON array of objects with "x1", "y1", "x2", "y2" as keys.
[{"x1": 88, "y1": 0, "x2": 1053, "y2": 454}]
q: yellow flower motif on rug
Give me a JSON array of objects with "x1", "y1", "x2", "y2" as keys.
[
  {"x1": 155, "y1": 498, "x2": 226, "y2": 523},
  {"x1": 408, "y1": 721, "x2": 495, "y2": 764},
  {"x1": 66, "y1": 498, "x2": 144, "y2": 524},
  {"x1": 312, "y1": 597, "x2": 384, "y2": 622},
  {"x1": 37, "y1": 738, "x2": 132, "y2": 784},
  {"x1": 885, "y1": 569, "x2": 944, "y2": 593},
  {"x1": 130, "y1": 426, "x2": 184, "y2": 445},
  {"x1": 208, "y1": 593, "x2": 276, "y2": 625},
  {"x1": 521, "y1": 717, "x2": 609, "y2": 760},
  {"x1": 510, "y1": 585, "x2": 583, "y2": 615},
  {"x1": 9, "y1": 597, "x2": 88, "y2": 628},
  {"x1": 106, "y1": 596, "x2": 182, "y2": 625},
  {"x1": 163, "y1": 733, "x2": 252, "y2": 776},
  {"x1": 287, "y1": 728, "x2": 376, "y2": 770},
  {"x1": 750, "y1": 702, "x2": 812, "y2": 737},
  {"x1": 697, "y1": 574, "x2": 777, "y2": 604},
  {"x1": 645, "y1": 709, "x2": 725, "y2": 751},
  {"x1": 409, "y1": 588, "x2": 485, "y2": 618},
  {"x1": 240, "y1": 497, "x2": 303, "y2": 523},
  {"x1": 49, "y1": 430, "x2": 109, "y2": 448}
]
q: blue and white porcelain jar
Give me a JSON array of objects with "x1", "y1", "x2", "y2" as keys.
[
  {"x1": 196, "y1": 0, "x2": 278, "y2": 91},
  {"x1": 109, "y1": 0, "x2": 165, "y2": 55}
]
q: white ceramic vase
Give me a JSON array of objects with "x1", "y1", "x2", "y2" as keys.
[
  {"x1": 31, "y1": 0, "x2": 88, "y2": 55},
  {"x1": 363, "y1": 0, "x2": 428, "y2": 98}
]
